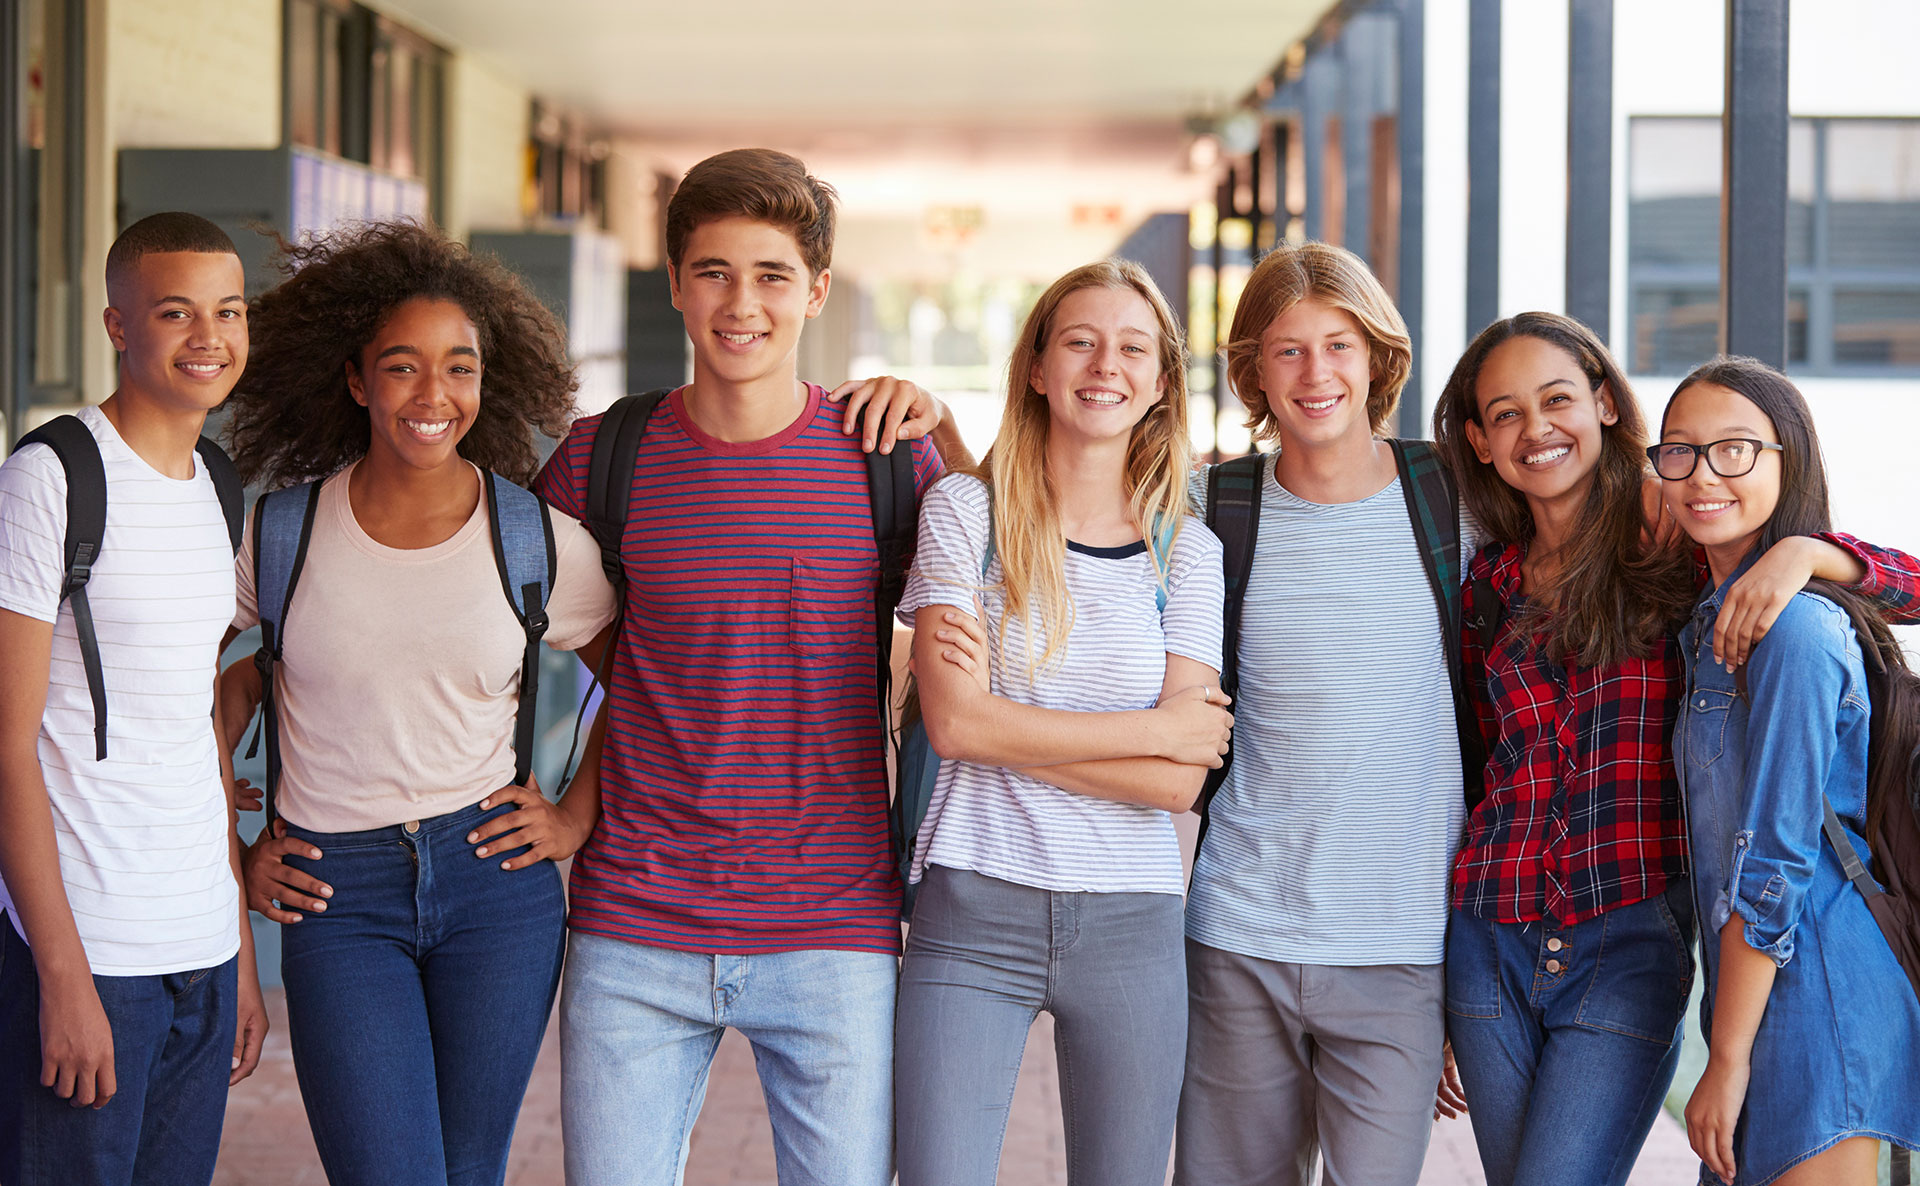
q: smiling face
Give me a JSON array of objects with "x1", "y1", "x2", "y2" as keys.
[
  {"x1": 1028, "y1": 285, "x2": 1167, "y2": 449},
  {"x1": 1656, "y1": 380, "x2": 1783, "y2": 572},
  {"x1": 1254, "y1": 298, "x2": 1375, "y2": 452},
  {"x1": 103, "y1": 250, "x2": 248, "y2": 413},
  {"x1": 1465, "y1": 334, "x2": 1618, "y2": 512},
  {"x1": 669, "y1": 215, "x2": 828, "y2": 395},
  {"x1": 346, "y1": 297, "x2": 483, "y2": 475}
]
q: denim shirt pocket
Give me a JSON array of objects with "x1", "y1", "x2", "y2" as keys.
[{"x1": 1683, "y1": 686, "x2": 1738, "y2": 768}]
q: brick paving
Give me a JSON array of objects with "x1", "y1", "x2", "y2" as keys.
[{"x1": 214, "y1": 985, "x2": 1698, "y2": 1185}]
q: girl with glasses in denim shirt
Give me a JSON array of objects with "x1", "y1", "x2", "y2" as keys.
[
  {"x1": 1430, "y1": 314, "x2": 1920, "y2": 1186},
  {"x1": 1657, "y1": 356, "x2": 1920, "y2": 1186}
]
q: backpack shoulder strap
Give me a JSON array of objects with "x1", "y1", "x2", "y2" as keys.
[
  {"x1": 1388, "y1": 438, "x2": 1464, "y2": 673},
  {"x1": 194, "y1": 437, "x2": 245, "y2": 554},
  {"x1": 584, "y1": 389, "x2": 670, "y2": 587},
  {"x1": 1204, "y1": 453, "x2": 1265, "y2": 699},
  {"x1": 13, "y1": 416, "x2": 109, "y2": 759},
  {"x1": 866, "y1": 444, "x2": 919, "y2": 749},
  {"x1": 1147, "y1": 513, "x2": 1177, "y2": 614},
  {"x1": 250, "y1": 480, "x2": 324, "y2": 823},
  {"x1": 485, "y1": 472, "x2": 558, "y2": 789}
]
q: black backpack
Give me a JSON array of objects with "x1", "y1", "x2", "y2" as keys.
[
  {"x1": 1199, "y1": 440, "x2": 1482, "y2": 838},
  {"x1": 576, "y1": 387, "x2": 918, "y2": 788},
  {"x1": 9, "y1": 415, "x2": 244, "y2": 760}
]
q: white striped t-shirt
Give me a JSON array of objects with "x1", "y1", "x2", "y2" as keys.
[
  {"x1": 0, "y1": 405, "x2": 240, "y2": 976},
  {"x1": 1183, "y1": 452, "x2": 1476, "y2": 965},
  {"x1": 897, "y1": 473, "x2": 1225, "y2": 896}
]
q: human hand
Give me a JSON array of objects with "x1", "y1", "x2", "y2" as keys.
[
  {"x1": 827, "y1": 376, "x2": 944, "y2": 454},
  {"x1": 1717, "y1": 536, "x2": 1830, "y2": 670},
  {"x1": 37, "y1": 969, "x2": 115, "y2": 1107},
  {"x1": 467, "y1": 777, "x2": 590, "y2": 870},
  {"x1": 1684, "y1": 1052, "x2": 1751, "y2": 1184},
  {"x1": 242, "y1": 820, "x2": 331, "y2": 924},
  {"x1": 1151, "y1": 684, "x2": 1234, "y2": 768},
  {"x1": 231, "y1": 958, "x2": 268, "y2": 1085},
  {"x1": 930, "y1": 609, "x2": 991, "y2": 694},
  {"x1": 230, "y1": 777, "x2": 263, "y2": 813},
  {"x1": 1433, "y1": 1040, "x2": 1469, "y2": 1120}
]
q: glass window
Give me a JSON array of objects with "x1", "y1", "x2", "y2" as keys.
[
  {"x1": 1826, "y1": 121, "x2": 1920, "y2": 271},
  {"x1": 1630, "y1": 287, "x2": 1719, "y2": 375},
  {"x1": 1834, "y1": 290, "x2": 1920, "y2": 366},
  {"x1": 18, "y1": 0, "x2": 82, "y2": 408}
]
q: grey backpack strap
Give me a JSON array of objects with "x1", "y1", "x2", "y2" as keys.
[
  {"x1": 485, "y1": 472, "x2": 557, "y2": 789},
  {"x1": 250, "y1": 481, "x2": 324, "y2": 824}
]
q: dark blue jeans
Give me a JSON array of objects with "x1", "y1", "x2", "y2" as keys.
[
  {"x1": 279, "y1": 800, "x2": 565, "y2": 1186},
  {"x1": 1445, "y1": 881, "x2": 1696, "y2": 1186},
  {"x1": 0, "y1": 913, "x2": 236, "y2": 1186}
]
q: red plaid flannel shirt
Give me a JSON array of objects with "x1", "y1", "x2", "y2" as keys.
[{"x1": 1452, "y1": 533, "x2": 1920, "y2": 926}]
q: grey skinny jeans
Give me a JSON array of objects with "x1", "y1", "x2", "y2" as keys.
[{"x1": 894, "y1": 865, "x2": 1187, "y2": 1186}]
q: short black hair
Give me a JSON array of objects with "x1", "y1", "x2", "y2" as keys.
[{"x1": 106, "y1": 212, "x2": 239, "y2": 297}]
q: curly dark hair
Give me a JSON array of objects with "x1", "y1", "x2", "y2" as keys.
[{"x1": 226, "y1": 221, "x2": 578, "y2": 489}]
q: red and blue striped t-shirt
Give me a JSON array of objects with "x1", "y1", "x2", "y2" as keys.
[{"x1": 535, "y1": 384, "x2": 943, "y2": 954}]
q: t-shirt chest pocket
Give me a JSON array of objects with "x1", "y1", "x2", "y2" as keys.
[{"x1": 788, "y1": 556, "x2": 872, "y2": 656}]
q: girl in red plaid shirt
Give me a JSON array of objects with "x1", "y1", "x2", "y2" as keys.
[{"x1": 1428, "y1": 312, "x2": 1920, "y2": 1186}]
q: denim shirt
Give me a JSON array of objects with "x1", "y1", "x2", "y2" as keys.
[{"x1": 1675, "y1": 556, "x2": 1874, "y2": 969}]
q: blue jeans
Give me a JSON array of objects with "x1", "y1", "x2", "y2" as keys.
[
  {"x1": 560, "y1": 931, "x2": 896, "y2": 1186},
  {"x1": 894, "y1": 866, "x2": 1187, "y2": 1186},
  {"x1": 0, "y1": 912, "x2": 236, "y2": 1186},
  {"x1": 278, "y1": 801, "x2": 565, "y2": 1186},
  {"x1": 1445, "y1": 882, "x2": 1696, "y2": 1186}
]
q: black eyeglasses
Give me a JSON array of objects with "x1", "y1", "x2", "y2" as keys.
[{"x1": 1646, "y1": 439, "x2": 1785, "y2": 481}]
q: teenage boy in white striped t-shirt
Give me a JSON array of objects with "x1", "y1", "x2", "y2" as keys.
[{"x1": 0, "y1": 213, "x2": 266, "y2": 1186}]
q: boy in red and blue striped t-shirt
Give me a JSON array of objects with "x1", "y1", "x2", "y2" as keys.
[{"x1": 535, "y1": 148, "x2": 947, "y2": 1186}]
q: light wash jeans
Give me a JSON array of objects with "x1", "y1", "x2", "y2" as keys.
[
  {"x1": 559, "y1": 931, "x2": 896, "y2": 1186},
  {"x1": 894, "y1": 865, "x2": 1187, "y2": 1186}
]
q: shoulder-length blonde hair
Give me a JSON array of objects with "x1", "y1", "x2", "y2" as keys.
[
  {"x1": 976, "y1": 259, "x2": 1192, "y2": 673},
  {"x1": 1225, "y1": 241, "x2": 1411, "y2": 442}
]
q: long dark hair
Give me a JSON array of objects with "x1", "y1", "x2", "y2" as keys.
[
  {"x1": 1432, "y1": 311, "x2": 1696, "y2": 668},
  {"x1": 226, "y1": 222, "x2": 578, "y2": 489},
  {"x1": 1669, "y1": 356, "x2": 1920, "y2": 840}
]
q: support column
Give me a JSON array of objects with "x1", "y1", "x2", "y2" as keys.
[
  {"x1": 1397, "y1": 0, "x2": 1425, "y2": 437},
  {"x1": 1720, "y1": 0, "x2": 1789, "y2": 366},
  {"x1": 1466, "y1": 0, "x2": 1501, "y2": 337},
  {"x1": 1566, "y1": 0, "x2": 1612, "y2": 339}
]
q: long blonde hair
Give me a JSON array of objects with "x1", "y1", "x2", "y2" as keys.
[{"x1": 977, "y1": 259, "x2": 1192, "y2": 673}]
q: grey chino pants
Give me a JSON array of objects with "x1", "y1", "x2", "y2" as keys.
[{"x1": 1174, "y1": 941, "x2": 1447, "y2": 1186}]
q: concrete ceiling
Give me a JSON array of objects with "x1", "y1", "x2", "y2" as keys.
[{"x1": 378, "y1": 0, "x2": 1328, "y2": 139}]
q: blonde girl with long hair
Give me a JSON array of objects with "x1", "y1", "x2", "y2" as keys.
[{"x1": 892, "y1": 260, "x2": 1230, "y2": 1186}]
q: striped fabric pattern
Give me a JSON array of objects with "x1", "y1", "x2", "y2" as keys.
[
  {"x1": 1184, "y1": 454, "x2": 1469, "y2": 965},
  {"x1": 534, "y1": 385, "x2": 942, "y2": 955},
  {"x1": 896, "y1": 474, "x2": 1225, "y2": 896},
  {"x1": 0, "y1": 406, "x2": 239, "y2": 976}
]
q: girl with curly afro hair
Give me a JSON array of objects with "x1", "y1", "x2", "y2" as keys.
[{"x1": 216, "y1": 221, "x2": 618, "y2": 1185}]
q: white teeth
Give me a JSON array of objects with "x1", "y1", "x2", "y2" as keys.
[
  {"x1": 404, "y1": 419, "x2": 451, "y2": 438},
  {"x1": 719, "y1": 331, "x2": 763, "y2": 344},
  {"x1": 1079, "y1": 391, "x2": 1124, "y2": 405},
  {"x1": 1523, "y1": 446, "x2": 1570, "y2": 464},
  {"x1": 1691, "y1": 500, "x2": 1733, "y2": 512},
  {"x1": 1302, "y1": 397, "x2": 1339, "y2": 410},
  {"x1": 180, "y1": 363, "x2": 223, "y2": 374}
]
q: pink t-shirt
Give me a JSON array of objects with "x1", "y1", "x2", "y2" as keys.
[{"x1": 231, "y1": 462, "x2": 617, "y2": 831}]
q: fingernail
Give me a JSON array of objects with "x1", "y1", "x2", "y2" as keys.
[
  {"x1": 466, "y1": 832, "x2": 478, "y2": 843},
  {"x1": 232, "y1": 1056, "x2": 241, "y2": 1069},
  {"x1": 312, "y1": 901, "x2": 325, "y2": 911},
  {"x1": 480, "y1": 799, "x2": 490, "y2": 810},
  {"x1": 476, "y1": 847, "x2": 489, "y2": 857}
]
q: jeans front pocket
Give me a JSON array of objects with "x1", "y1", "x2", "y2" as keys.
[
  {"x1": 1444, "y1": 909, "x2": 1503, "y2": 1019},
  {"x1": 1572, "y1": 884, "x2": 1694, "y2": 1043}
]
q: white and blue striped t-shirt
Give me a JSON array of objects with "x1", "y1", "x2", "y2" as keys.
[
  {"x1": 1184, "y1": 452, "x2": 1476, "y2": 965},
  {"x1": 897, "y1": 474, "x2": 1225, "y2": 896},
  {"x1": 0, "y1": 406, "x2": 240, "y2": 976}
]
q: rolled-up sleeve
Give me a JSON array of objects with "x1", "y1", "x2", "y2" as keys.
[
  {"x1": 897, "y1": 474, "x2": 993, "y2": 623},
  {"x1": 1713, "y1": 594, "x2": 1857, "y2": 965}
]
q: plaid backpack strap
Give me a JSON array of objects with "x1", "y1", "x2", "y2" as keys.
[{"x1": 1388, "y1": 438, "x2": 1463, "y2": 670}]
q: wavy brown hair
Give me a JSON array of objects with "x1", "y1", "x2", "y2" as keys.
[
  {"x1": 1432, "y1": 311, "x2": 1696, "y2": 668},
  {"x1": 225, "y1": 222, "x2": 578, "y2": 489}
]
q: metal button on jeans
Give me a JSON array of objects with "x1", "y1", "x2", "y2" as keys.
[
  {"x1": 1547, "y1": 937, "x2": 1564, "y2": 952},
  {"x1": 1546, "y1": 959, "x2": 1563, "y2": 974},
  {"x1": 404, "y1": 820, "x2": 420, "y2": 834}
]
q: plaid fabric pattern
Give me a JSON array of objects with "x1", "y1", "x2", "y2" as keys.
[{"x1": 1452, "y1": 532, "x2": 1920, "y2": 925}]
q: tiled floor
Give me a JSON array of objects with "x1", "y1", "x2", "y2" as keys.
[{"x1": 212, "y1": 986, "x2": 1700, "y2": 1186}]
